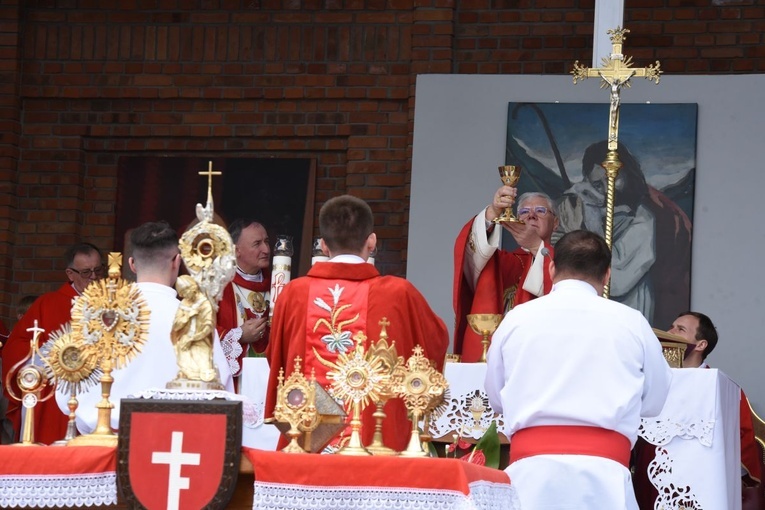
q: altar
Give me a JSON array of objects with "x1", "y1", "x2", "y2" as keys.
[{"x1": 430, "y1": 362, "x2": 743, "y2": 509}]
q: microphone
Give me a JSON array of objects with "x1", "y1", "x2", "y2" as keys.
[{"x1": 540, "y1": 247, "x2": 550, "y2": 258}]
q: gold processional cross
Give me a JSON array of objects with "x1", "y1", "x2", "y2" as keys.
[
  {"x1": 199, "y1": 160, "x2": 222, "y2": 200},
  {"x1": 571, "y1": 27, "x2": 661, "y2": 298}
]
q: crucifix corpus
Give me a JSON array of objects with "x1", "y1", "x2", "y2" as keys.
[{"x1": 570, "y1": 27, "x2": 661, "y2": 298}]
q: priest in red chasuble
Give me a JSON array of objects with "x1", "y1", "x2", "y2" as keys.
[
  {"x1": 1, "y1": 243, "x2": 102, "y2": 445},
  {"x1": 216, "y1": 218, "x2": 271, "y2": 383},
  {"x1": 265, "y1": 195, "x2": 449, "y2": 452},
  {"x1": 454, "y1": 187, "x2": 557, "y2": 362}
]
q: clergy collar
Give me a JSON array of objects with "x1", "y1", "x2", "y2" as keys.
[
  {"x1": 236, "y1": 266, "x2": 263, "y2": 282},
  {"x1": 329, "y1": 254, "x2": 366, "y2": 264}
]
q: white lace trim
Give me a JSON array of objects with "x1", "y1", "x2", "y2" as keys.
[
  {"x1": 648, "y1": 446, "x2": 702, "y2": 509},
  {"x1": 0, "y1": 472, "x2": 117, "y2": 508},
  {"x1": 429, "y1": 389, "x2": 508, "y2": 440},
  {"x1": 251, "y1": 480, "x2": 520, "y2": 510},
  {"x1": 638, "y1": 418, "x2": 715, "y2": 447},
  {"x1": 221, "y1": 327, "x2": 244, "y2": 376},
  {"x1": 129, "y1": 388, "x2": 261, "y2": 428}
]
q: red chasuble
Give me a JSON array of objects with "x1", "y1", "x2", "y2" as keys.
[
  {"x1": 453, "y1": 218, "x2": 553, "y2": 362},
  {"x1": 1, "y1": 284, "x2": 78, "y2": 445},
  {"x1": 265, "y1": 262, "x2": 449, "y2": 452},
  {"x1": 216, "y1": 269, "x2": 271, "y2": 377}
]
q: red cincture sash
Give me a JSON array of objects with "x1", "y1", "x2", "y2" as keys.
[{"x1": 510, "y1": 425, "x2": 631, "y2": 468}]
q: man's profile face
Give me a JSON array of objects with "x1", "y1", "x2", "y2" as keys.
[
  {"x1": 66, "y1": 251, "x2": 103, "y2": 294},
  {"x1": 668, "y1": 314, "x2": 700, "y2": 344},
  {"x1": 235, "y1": 223, "x2": 270, "y2": 274},
  {"x1": 517, "y1": 196, "x2": 558, "y2": 242}
]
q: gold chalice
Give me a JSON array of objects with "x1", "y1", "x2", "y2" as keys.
[
  {"x1": 467, "y1": 314, "x2": 502, "y2": 363},
  {"x1": 493, "y1": 165, "x2": 524, "y2": 224}
]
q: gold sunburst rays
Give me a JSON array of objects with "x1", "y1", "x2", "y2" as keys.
[
  {"x1": 70, "y1": 274, "x2": 150, "y2": 370},
  {"x1": 40, "y1": 324, "x2": 101, "y2": 395}
]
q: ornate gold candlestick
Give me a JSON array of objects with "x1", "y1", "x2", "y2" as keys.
[
  {"x1": 391, "y1": 345, "x2": 448, "y2": 458},
  {"x1": 493, "y1": 166, "x2": 524, "y2": 224},
  {"x1": 467, "y1": 314, "x2": 502, "y2": 363},
  {"x1": 67, "y1": 253, "x2": 150, "y2": 447},
  {"x1": 4, "y1": 321, "x2": 55, "y2": 446}
]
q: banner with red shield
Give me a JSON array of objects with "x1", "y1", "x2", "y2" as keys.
[{"x1": 117, "y1": 399, "x2": 242, "y2": 510}]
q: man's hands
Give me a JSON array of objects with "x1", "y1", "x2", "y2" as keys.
[
  {"x1": 485, "y1": 185, "x2": 517, "y2": 222},
  {"x1": 503, "y1": 222, "x2": 544, "y2": 255},
  {"x1": 240, "y1": 316, "x2": 268, "y2": 344}
]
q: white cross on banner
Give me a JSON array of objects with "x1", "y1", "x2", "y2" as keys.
[{"x1": 152, "y1": 431, "x2": 201, "y2": 510}]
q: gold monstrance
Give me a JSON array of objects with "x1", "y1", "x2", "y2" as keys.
[
  {"x1": 168, "y1": 161, "x2": 236, "y2": 390},
  {"x1": 314, "y1": 331, "x2": 390, "y2": 456},
  {"x1": 365, "y1": 318, "x2": 403, "y2": 456},
  {"x1": 391, "y1": 345, "x2": 448, "y2": 458},
  {"x1": 68, "y1": 253, "x2": 150, "y2": 446},
  {"x1": 40, "y1": 324, "x2": 102, "y2": 443},
  {"x1": 571, "y1": 27, "x2": 661, "y2": 298}
]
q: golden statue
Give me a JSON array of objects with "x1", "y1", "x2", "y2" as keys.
[{"x1": 169, "y1": 275, "x2": 221, "y2": 388}]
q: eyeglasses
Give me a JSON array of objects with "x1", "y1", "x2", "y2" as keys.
[
  {"x1": 67, "y1": 266, "x2": 104, "y2": 278},
  {"x1": 518, "y1": 206, "x2": 551, "y2": 218}
]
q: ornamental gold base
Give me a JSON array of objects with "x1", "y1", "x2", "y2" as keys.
[{"x1": 166, "y1": 379, "x2": 224, "y2": 391}]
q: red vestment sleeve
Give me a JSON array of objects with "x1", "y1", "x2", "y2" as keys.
[
  {"x1": 453, "y1": 217, "x2": 553, "y2": 362},
  {"x1": 740, "y1": 391, "x2": 762, "y2": 484}
]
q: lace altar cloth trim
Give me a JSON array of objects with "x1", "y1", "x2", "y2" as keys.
[
  {"x1": 429, "y1": 388, "x2": 508, "y2": 440},
  {"x1": 252, "y1": 480, "x2": 521, "y2": 510},
  {"x1": 638, "y1": 418, "x2": 715, "y2": 447},
  {"x1": 648, "y1": 446, "x2": 702, "y2": 509},
  {"x1": 221, "y1": 327, "x2": 244, "y2": 376},
  {"x1": 0, "y1": 472, "x2": 117, "y2": 508},
  {"x1": 129, "y1": 388, "x2": 262, "y2": 427}
]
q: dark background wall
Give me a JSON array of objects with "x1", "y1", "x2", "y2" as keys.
[{"x1": 0, "y1": 0, "x2": 762, "y2": 328}]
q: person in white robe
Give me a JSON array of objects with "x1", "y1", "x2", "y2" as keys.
[
  {"x1": 56, "y1": 221, "x2": 234, "y2": 433},
  {"x1": 485, "y1": 229, "x2": 672, "y2": 510}
]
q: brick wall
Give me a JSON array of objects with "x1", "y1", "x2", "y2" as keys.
[{"x1": 0, "y1": 0, "x2": 762, "y2": 328}]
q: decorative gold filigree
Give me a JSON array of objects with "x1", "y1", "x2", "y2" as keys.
[
  {"x1": 391, "y1": 345, "x2": 448, "y2": 457},
  {"x1": 40, "y1": 324, "x2": 101, "y2": 395},
  {"x1": 365, "y1": 318, "x2": 403, "y2": 456},
  {"x1": 272, "y1": 357, "x2": 320, "y2": 453},
  {"x1": 67, "y1": 252, "x2": 150, "y2": 446},
  {"x1": 314, "y1": 331, "x2": 390, "y2": 456}
]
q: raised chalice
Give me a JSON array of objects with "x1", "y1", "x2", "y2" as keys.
[
  {"x1": 467, "y1": 314, "x2": 503, "y2": 363},
  {"x1": 493, "y1": 165, "x2": 524, "y2": 224}
]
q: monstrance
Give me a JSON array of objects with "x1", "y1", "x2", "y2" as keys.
[
  {"x1": 314, "y1": 331, "x2": 390, "y2": 456},
  {"x1": 390, "y1": 345, "x2": 449, "y2": 458},
  {"x1": 40, "y1": 323, "x2": 102, "y2": 443},
  {"x1": 67, "y1": 253, "x2": 150, "y2": 446},
  {"x1": 364, "y1": 318, "x2": 403, "y2": 456}
]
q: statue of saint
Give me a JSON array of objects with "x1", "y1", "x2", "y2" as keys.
[{"x1": 171, "y1": 275, "x2": 219, "y2": 384}]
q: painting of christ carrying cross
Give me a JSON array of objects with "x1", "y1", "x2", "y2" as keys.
[{"x1": 503, "y1": 101, "x2": 697, "y2": 330}]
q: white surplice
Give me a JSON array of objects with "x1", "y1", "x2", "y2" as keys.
[
  {"x1": 485, "y1": 279, "x2": 672, "y2": 510},
  {"x1": 57, "y1": 282, "x2": 235, "y2": 433}
]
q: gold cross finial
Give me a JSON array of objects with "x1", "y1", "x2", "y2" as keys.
[
  {"x1": 353, "y1": 331, "x2": 367, "y2": 347},
  {"x1": 199, "y1": 161, "x2": 222, "y2": 205}
]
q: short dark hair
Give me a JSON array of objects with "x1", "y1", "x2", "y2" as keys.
[
  {"x1": 553, "y1": 230, "x2": 611, "y2": 282},
  {"x1": 130, "y1": 221, "x2": 179, "y2": 266},
  {"x1": 64, "y1": 242, "x2": 101, "y2": 267},
  {"x1": 228, "y1": 218, "x2": 265, "y2": 244},
  {"x1": 678, "y1": 310, "x2": 718, "y2": 359},
  {"x1": 319, "y1": 195, "x2": 374, "y2": 254}
]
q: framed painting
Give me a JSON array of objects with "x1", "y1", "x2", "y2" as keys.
[{"x1": 504, "y1": 102, "x2": 697, "y2": 329}]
